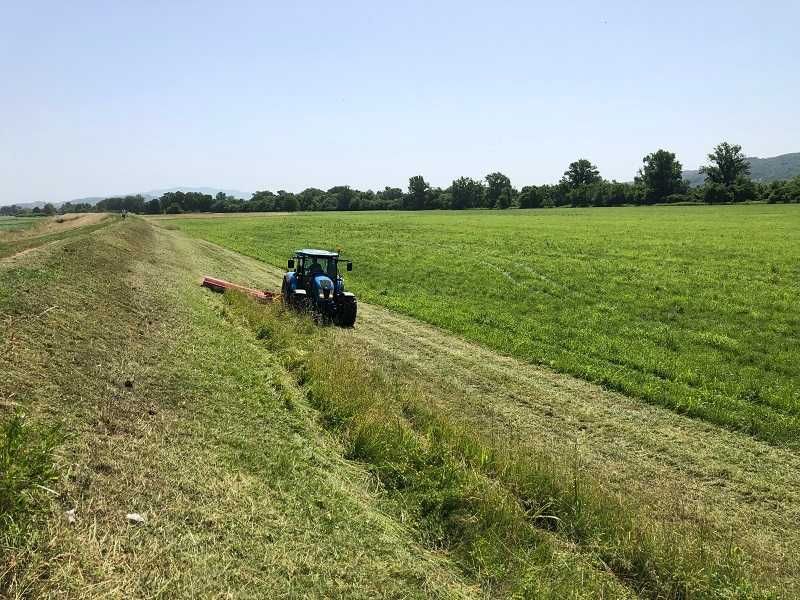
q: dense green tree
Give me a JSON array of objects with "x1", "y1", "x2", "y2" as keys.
[
  {"x1": 327, "y1": 186, "x2": 355, "y2": 211},
  {"x1": 636, "y1": 149, "x2": 686, "y2": 204},
  {"x1": 296, "y1": 188, "x2": 325, "y2": 211},
  {"x1": 436, "y1": 190, "x2": 453, "y2": 209},
  {"x1": 450, "y1": 177, "x2": 484, "y2": 209},
  {"x1": 702, "y1": 182, "x2": 732, "y2": 204},
  {"x1": 485, "y1": 172, "x2": 513, "y2": 209},
  {"x1": 763, "y1": 178, "x2": 800, "y2": 203},
  {"x1": 144, "y1": 198, "x2": 161, "y2": 214},
  {"x1": 95, "y1": 194, "x2": 147, "y2": 213},
  {"x1": 560, "y1": 159, "x2": 602, "y2": 188},
  {"x1": 699, "y1": 142, "x2": 751, "y2": 186},
  {"x1": 376, "y1": 186, "x2": 403, "y2": 210},
  {"x1": 406, "y1": 175, "x2": 430, "y2": 210},
  {"x1": 273, "y1": 190, "x2": 297, "y2": 212},
  {"x1": 732, "y1": 178, "x2": 757, "y2": 203},
  {"x1": 250, "y1": 190, "x2": 277, "y2": 211},
  {"x1": 424, "y1": 187, "x2": 447, "y2": 210},
  {"x1": 517, "y1": 186, "x2": 542, "y2": 208}
]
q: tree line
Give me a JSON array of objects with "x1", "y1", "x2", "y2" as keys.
[{"x1": 3, "y1": 141, "x2": 799, "y2": 217}]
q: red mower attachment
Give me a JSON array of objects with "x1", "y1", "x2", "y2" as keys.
[{"x1": 201, "y1": 276, "x2": 279, "y2": 303}]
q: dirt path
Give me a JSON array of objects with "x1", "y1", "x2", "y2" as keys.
[{"x1": 173, "y1": 230, "x2": 800, "y2": 590}]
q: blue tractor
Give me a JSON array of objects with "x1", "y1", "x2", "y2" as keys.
[{"x1": 281, "y1": 249, "x2": 357, "y2": 327}]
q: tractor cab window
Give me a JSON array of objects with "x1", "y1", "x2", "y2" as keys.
[
  {"x1": 302, "y1": 256, "x2": 336, "y2": 277},
  {"x1": 325, "y1": 258, "x2": 337, "y2": 276}
]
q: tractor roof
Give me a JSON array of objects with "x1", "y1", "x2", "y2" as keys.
[{"x1": 295, "y1": 248, "x2": 339, "y2": 258}]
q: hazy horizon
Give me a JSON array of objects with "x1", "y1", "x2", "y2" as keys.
[{"x1": 2, "y1": 0, "x2": 798, "y2": 205}]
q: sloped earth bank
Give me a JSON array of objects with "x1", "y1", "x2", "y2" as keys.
[
  {"x1": 169, "y1": 228, "x2": 800, "y2": 596},
  {"x1": 1, "y1": 219, "x2": 477, "y2": 598}
]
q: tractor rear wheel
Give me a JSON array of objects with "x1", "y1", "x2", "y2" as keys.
[
  {"x1": 335, "y1": 299, "x2": 357, "y2": 327},
  {"x1": 281, "y1": 279, "x2": 289, "y2": 304}
]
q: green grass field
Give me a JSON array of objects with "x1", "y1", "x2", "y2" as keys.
[
  {"x1": 161, "y1": 205, "x2": 800, "y2": 446},
  {"x1": 0, "y1": 216, "x2": 40, "y2": 232}
]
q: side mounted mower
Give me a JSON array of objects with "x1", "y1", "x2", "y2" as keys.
[{"x1": 201, "y1": 248, "x2": 357, "y2": 327}]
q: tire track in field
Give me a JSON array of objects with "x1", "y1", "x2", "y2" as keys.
[{"x1": 168, "y1": 228, "x2": 800, "y2": 591}]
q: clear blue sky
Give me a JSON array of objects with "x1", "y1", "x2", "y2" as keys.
[{"x1": 2, "y1": 0, "x2": 798, "y2": 204}]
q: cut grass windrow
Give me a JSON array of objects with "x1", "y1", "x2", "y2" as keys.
[{"x1": 225, "y1": 293, "x2": 767, "y2": 599}]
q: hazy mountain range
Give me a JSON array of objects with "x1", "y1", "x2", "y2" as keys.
[
  {"x1": 4, "y1": 187, "x2": 250, "y2": 210},
  {"x1": 681, "y1": 152, "x2": 800, "y2": 187}
]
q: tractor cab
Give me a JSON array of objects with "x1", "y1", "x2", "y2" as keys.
[
  {"x1": 282, "y1": 249, "x2": 357, "y2": 326},
  {"x1": 291, "y1": 249, "x2": 348, "y2": 279}
]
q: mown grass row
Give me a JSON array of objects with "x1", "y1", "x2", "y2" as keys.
[{"x1": 225, "y1": 292, "x2": 767, "y2": 599}]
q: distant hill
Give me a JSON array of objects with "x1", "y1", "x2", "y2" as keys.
[
  {"x1": 1, "y1": 188, "x2": 250, "y2": 209},
  {"x1": 683, "y1": 152, "x2": 800, "y2": 186},
  {"x1": 3, "y1": 201, "x2": 53, "y2": 210},
  {"x1": 63, "y1": 196, "x2": 106, "y2": 206}
]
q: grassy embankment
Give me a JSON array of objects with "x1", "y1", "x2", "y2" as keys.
[
  {"x1": 161, "y1": 205, "x2": 800, "y2": 446},
  {"x1": 0, "y1": 218, "x2": 474, "y2": 598}
]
